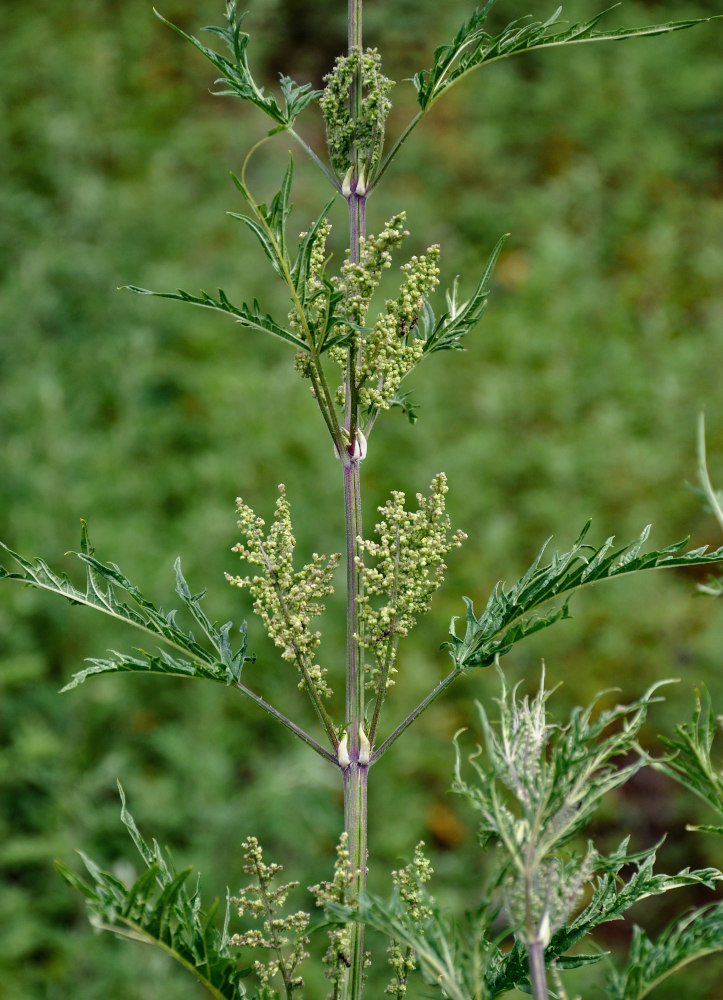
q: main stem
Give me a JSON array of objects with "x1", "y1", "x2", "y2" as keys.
[{"x1": 343, "y1": 3, "x2": 367, "y2": 1000}]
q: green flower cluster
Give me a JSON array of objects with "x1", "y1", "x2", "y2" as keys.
[
  {"x1": 356, "y1": 473, "x2": 466, "y2": 691},
  {"x1": 226, "y1": 485, "x2": 340, "y2": 698},
  {"x1": 309, "y1": 832, "x2": 358, "y2": 995},
  {"x1": 386, "y1": 843, "x2": 434, "y2": 998},
  {"x1": 320, "y1": 47, "x2": 394, "y2": 180},
  {"x1": 291, "y1": 218, "x2": 333, "y2": 348},
  {"x1": 230, "y1": 836, "x2": 310, "y2": 999},
  {"x1": 327, "y1": 213, "x2": 439, "y2": 414},
  {"x1": 356, "y1": 244, "x2": 439, "y2": 411},
  {"x1": 335, "y1": 213, "x2": 408, "y2": 327}
]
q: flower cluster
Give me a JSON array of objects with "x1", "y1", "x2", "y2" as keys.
[
  {"x1": 327, "y1": 215, "x2": 439, "y2": 414},
  {"x1": 356, "y1": 245, "x2": 440, "y2": 411},
  {"x1": 320, "y1": 47, "x2": 393, "y2": 180},
  {"x1": 356, "y1": 473, "x2": 466, "y2": 691},
  {"x1": 336, "y1": 213, "x2": 408, "y2": 327},
  {"x1": 309, "y1": 832, "x2": 358, "y2": 996},
  {"x1": 290, "y1": 218, "x2": 332, "y2": 350},
  {"x1": 230, "y1": 836, "x2": 310, "y2": 998},
  {"x1": 226, "y1": 485, "x2": 340, "y2": 698},
  {"x1": 386, "y1": 842, "x2": 434, "y2": 998}
]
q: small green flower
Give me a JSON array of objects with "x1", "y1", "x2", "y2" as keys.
[
  {"x1": 226, "y1": 485, "x2": 340, "y2": 698},
  {"x1": 230, "y1": 836, "x2": 310, "y2": 997},
  {"x1": 356, "y1": 473, "x2": 466, "y2": 691},
  {"x1": 309, "y1": 833, "x2": 356, "y2": 993},
  {"x1": 320, "y1": 47, "x2": 394, "y2": 180}
]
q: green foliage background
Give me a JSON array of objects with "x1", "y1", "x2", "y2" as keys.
[{"x1": 1, "y1": 0, "x2": 721, "y2": 996}]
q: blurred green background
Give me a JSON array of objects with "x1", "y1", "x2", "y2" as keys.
[{"x1": 1, "y1": 0, "x2": 722, "y2": 996}]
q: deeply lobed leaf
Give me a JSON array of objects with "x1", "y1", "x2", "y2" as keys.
[
  {"x1": 446, "y1": 522, "x2": 723, "y2": 670},
  {"x1": 0, "y1": 524, "x2": 253, "y2": 689},
  {"x1": 412, "y1": 2, "x2": 715, "y2": 111},
  {"x1": 125, "y1": 284, "x2": 308, "y2": 351},
  {"x1": 605, "y1": 903, "x2": 723, "y2": 1000},
  {"x1": 57, "y1": 785, "x2": 248, "y2": 999},
  {"x1": 155, "y1": 2, "x2": 321, "y2": 128},
  {"x1": 657, "y1": 686, "x2": 723, "y2": 826},
  {"x1": 420, "y1": 235, "x2": 507, "y2": 354}
]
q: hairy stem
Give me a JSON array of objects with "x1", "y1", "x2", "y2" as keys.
[{"x1": 342, "y1": 454, "x2": 368, "y2": 1000}]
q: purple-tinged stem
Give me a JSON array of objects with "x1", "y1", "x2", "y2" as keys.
[{"x1": 236, "y1": 681, "x2": 337, "y2": 765}]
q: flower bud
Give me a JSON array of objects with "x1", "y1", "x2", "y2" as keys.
[
  {"x1": 341, "y1": 165, "x2": 354, "y2": 199},
  {"x1": 355, "y1": 165, "x2": 367, "y2": 197},
  {"x1": 353, "y1": 430, "x2": 368, "y2": 462},
  {"x1": 337, "y1": 732, "x2": 350, "y2": 768}
]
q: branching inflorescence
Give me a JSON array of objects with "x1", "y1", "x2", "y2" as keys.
[
  {"x1": 357, "y1": 473, "x2": 466, "y2": 697},
  {"x1": 1, "y1": 3, "x2": 721, "y2": 1000},
  {"x1": 226, "y1": 485, "x2": 341, "y2": 701}
]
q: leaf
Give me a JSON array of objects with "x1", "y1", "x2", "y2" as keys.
[
  {"x1": 154, "y1": 2, "x2": 309, "y2": 128},
  {"x1": 556, "y1": 839, "x2": 722, "y2": 955},
  {"x1": 445, "y1": 523, "x2": 723, "y2": 671},
  {"x1": 605, "y1": 903, "x2": 723, "y2": 1000},
  {"x1": 124, "y1": 284, "x2": 308, "y2": 352},
  {"x1": 484, "y1": 840, "x2": 722, "y2": 997},
  {"x1": 0, "y1": 523, "x2": 253, "y2": 690},
  {"x1": 279, "y1": 74, "x2": 323, "y2": 122},
  {"x1": 56, "y1": 786, "x2": 247, "y2": 1000},
  {"x1": 420, "y1": 235, "x2": 508, "y2": 354},
  {"x1": 656, "y1": 686, "x2": 723, "y2": 822},
  {"x1": 289, "y1": 195, "x2": 335, "y2": 296},
  {"x1": 386, "y1": 388, "x2": 420, "y2": 424},
  {"x1": 413, "y1": 2, "x2": 715, "y2": 111},
  {"x1": 329, "y1": 892, "x2": 474, "y2": 1000}
]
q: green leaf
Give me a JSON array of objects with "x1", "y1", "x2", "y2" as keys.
[
  {"x1": 556, "y1": 839, "x2": 722, "y2": 954},
  {"x1": 446, "y1": 522, "x2": 723, "y2": 670},
  {"x1": 56, "y1": 786, "x2": 247, "y2": 999},
  {"x1": 124, "y1": 284, "x2": 308, "y2": 352},
  {"x1": 0, "y1": 523, "x2": 253, "y2": 689},
  {"x1": 229, "y1": 154, "x2": 295, "y2": 274},
  {"x1": 484, "y1": 840, "x2": 722, "y2": 997},
  {"x1": 279, "y1": 74, "x2": 323, "y2": 122},
  {"x1": 421, "y1": 235, "x2": 507, "y2": 354},
  {"x1": 154, "y1": 2, "x2": 315, "y2": 128},
  {"x1": 387, "y1": 388, "x2": 420, "y2": 424},
  {"x1": 329, "y1": 892, "x2": 474, "y2": 1000},
  {"x1": 657, "y1": 686, "x2": 723, "y2": 823},
  {"x1": 228, "y1": 160, "x2": 357, "y2": 358},
  {"x1": 413, "y1": 2, "x2": 715, "y2": 111},
  {"x1": 606, "y1": 903, "x2": 723, "y2": 1000},
  {"x1": 290, "y1": 196, "x2": 336, "y2": 299}
]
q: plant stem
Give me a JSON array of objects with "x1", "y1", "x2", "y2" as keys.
[
  {"x1": 236, "y1": 681, "x2": 337, "y2": 764},
  {"x1": 371, "y1": 110, "x2": 424, "y2": 191},
  {"x1": 287, "y1": 127, "x2": 341, "y2": 191},
  {"x1": 342, "y1": 4, "x2": 368, "y2": 1000},
  {"x1": 527, "y1": 937, "x2": 549, "y2": 1000},
  {"x1": 342, "y1": 453, "x2": 368, "y2": 1000}
]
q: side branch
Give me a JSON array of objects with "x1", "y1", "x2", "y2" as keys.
[
  {"x1": 370, "y1": 667, "x2": 461, "y2": 764},
  {"x1": 236, "y1": 681, "x2": 338, "y2": 765}
]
